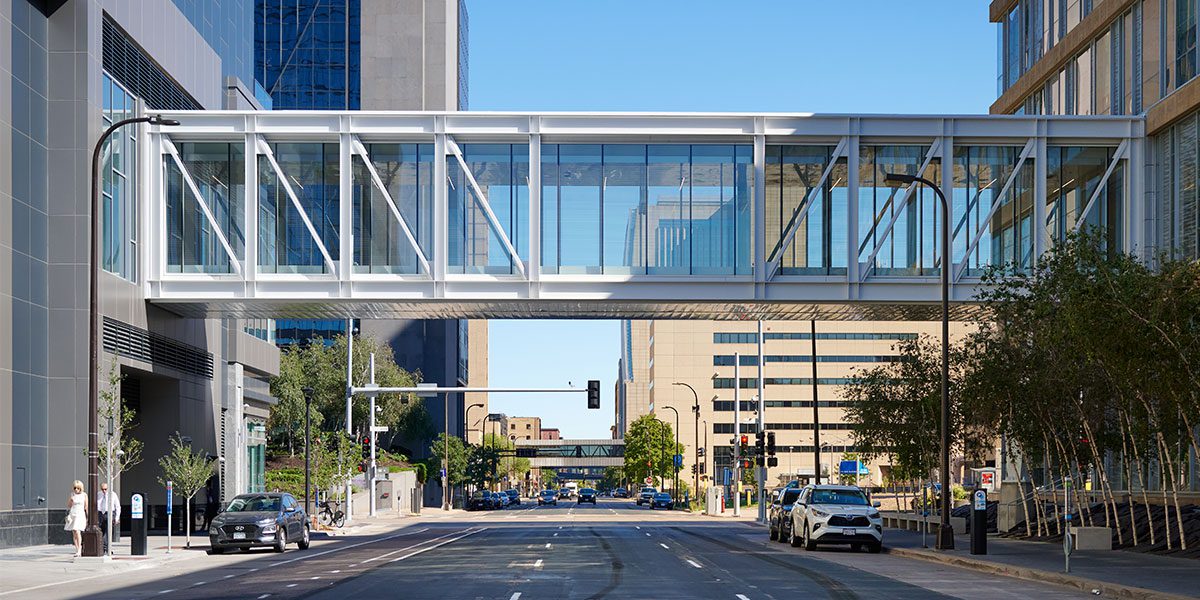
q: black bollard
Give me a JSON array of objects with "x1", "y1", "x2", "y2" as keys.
[{"x1": 970, "y1": 488, "x2": 987, "y2": 555}]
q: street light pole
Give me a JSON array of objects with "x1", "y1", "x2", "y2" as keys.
[
  {"x1": 884, "y1": 172, "x2": 954, "y2": 550},
  {"x1": 673, "y1": 382, "x2": 700, "y2": 508},
  {"x1": 344, "y1": 320, "x2": 356, "y2": 524},
  {"x1": 663, "y1": 406, "x2": 680, "y2": 503},
  {"x1": 86, "y1": 114, "x2": 178, "y2": 556}
]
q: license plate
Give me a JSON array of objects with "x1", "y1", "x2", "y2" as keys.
[
  {"x1": 842, "y1": 528, "x2": 856, "y2": 536},
  {"x1": 232, "y1": 532, "x2": 246, "y2": 540}
]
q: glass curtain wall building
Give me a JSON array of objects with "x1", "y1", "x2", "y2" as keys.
[{"x1": 256, "y1": 0, "x2": 361, "y2": 110}]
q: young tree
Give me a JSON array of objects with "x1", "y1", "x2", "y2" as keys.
[
  {"x1": 98, "y1": 359, "x2": 143, "y2": 486},
  {"x1": 158, "y1": 433, "x2": 215, "y2": 548},
  {"x1": 623, "y1": 415, "x2": 683, "y2": 489},
  {"x1": 428, "y1": 433, "x2": 469, "y2": 503}
]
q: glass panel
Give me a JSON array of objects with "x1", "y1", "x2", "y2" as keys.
[
  {"x1": 556, "y1": 145, "x2": 602, "y2": 273},
  {"x1": 541, "y1": 145, "x2": 560, "y2": 273},
  {"x1": 1178, "y1": 0, "x2": 1197, "y2": 87},
  {"x1": 951, "y1": 146, "x2": 1027, "y2": 276},
  {"x1": 857, "y1": 145, "x2": 941, "y2": 276},
  {"x1": 690, "y1": 145, "x2": 738, "y2": 275},
  {"x1": 1095, "y1": 31, "x2": 1112, "y2": 115},
  {"x1": 1046, "y1": 146, "x2": 1122, "y2": 248},
  {"x1": 646, "y1": 145, "x2": 689, "y2": 274},
  {"x1": 767, "y1": 145, "x2": 840, "y2": 275},
  {"x1": 351, "y1": 143, "x2": 433, "y2": 274},
  {"x1": 101, "y1": 73, "x2": 140, "y2": 281},
  {"x1": 602, "y1": 145, "x2": 646, "y2": 274},
  {"x1": 257, "y1": 143, "x2": 340, "y2": 274},
  {"x1": 164, "y1": 143, "x2": 246, "y2": 274},
  {"x1": 447, "y1": 144, "x2": 528, "y2": 274}
]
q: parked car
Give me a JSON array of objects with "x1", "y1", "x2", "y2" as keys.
[
  {"x1": 788, "y1": 484, "x2": 883, "y2": 553},
  {"x1": 208, "y1": 493, "x2": 309, "y2": 554},
  {"x1": 467, "y1": 490, "x2": 492, "y2": 511},
  {"x1": 649, "y1": 492, "x2": 674, "y2": 510},
  {"x1": 768, "y1": 487, "x2": 804, "y2": 542},
  {"x1": 538, "y1": 489, "x2": 558, "y2": 505},
  {"x1": 493, "y1": 491, "x2": 510, "y2": 508},
  {"x1": 577, "y1": 488, "x2": 597, "y2": 504},
  {"x1": 636, "y1": 486, "x2": 657, "y2": 506},
  {"x1": 506, "y1": 489, "x2": 521, "y2": 506},
  {"x1": 613, "y1": 488, "x2": 629, "y2": 498}
]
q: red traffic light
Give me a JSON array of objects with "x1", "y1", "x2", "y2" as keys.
[
  {"x1": 739, "y1": 435, "x2": 748, "y2": 445},
  {"x1": 361, "y1": 436, "x2": 370, "y2": 445}
]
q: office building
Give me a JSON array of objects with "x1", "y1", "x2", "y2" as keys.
[
  {"x1": 0, "y1": 0, "x2": 278, "y2": 548},
  {"x1": 506, "y1": 417, "x2": 541, "y2": 442}
]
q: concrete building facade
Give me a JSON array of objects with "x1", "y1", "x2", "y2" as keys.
[
  {"x1": 0, "y1": 0, "x2": 278, "y2": 548},
  {"x1": 505, "y1": 416, "x2": 541, "y2": 442}
]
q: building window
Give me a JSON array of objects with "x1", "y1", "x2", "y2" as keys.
[
  {"x1": 102, "y1": 73, "x2": 139, "y2": 282},
  {"x1": 1178, "y1": 0, "x2": 1197, "y2": 87}
]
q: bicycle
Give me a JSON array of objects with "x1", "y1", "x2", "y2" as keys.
[{"x1": 317, "y1": 498, "x2": 345, "y2": 528}]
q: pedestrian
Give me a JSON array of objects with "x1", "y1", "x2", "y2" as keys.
[
  {"x1": 97, "y1": 483, "x2": 120, "y2": 552},
  {"x1": 65, "y1": 480, "x2": 88, "y2": 557},
  {"x1": 202, "y1": 479, "x2": 218, "y2": 532}
]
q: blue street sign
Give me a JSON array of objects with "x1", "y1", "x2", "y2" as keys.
[
  {"x1": 165, "y1": 481, "x2": 173, "y2": 515},
  {"x1": 839, "y1": 460, "x2": 859, "y2": 475},
  {"x1": 673, "y1": 454, "x2": 683, "y2": 468},
  {"x1": 723, "y1": 468, "x2": 732, "y2": 486}
]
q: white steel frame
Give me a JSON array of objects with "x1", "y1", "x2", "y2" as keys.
[{"x1": 142, "y1": 112, "x2": 1145, "y2": 320}]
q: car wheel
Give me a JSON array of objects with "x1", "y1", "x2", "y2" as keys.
[
  {"x1": 778, "y1": 521, "x2": 790, "y2": 543},
  {"x1": 769, "y1": 524, "x2": 778, "y2": 541},
  {"x1": 297, "y1": 524, "x2": 311, "y2": 550},
  {"x1": 274, "y1": 527, "x2": 287, "y2": 553},
  {"x1": 867, "y1": 542, "x2": 882, "y2": 554},
  {"x1": 803, "y1": 524, "x2": 817, "y2": 552},
  {"x1": 789, "y1": 520, "x2": 803, "y2": 547},
  {"x1": 208, "y1": 545, "x2": 225, "y2": 555}
]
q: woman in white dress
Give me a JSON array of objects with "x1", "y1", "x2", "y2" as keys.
[{"x1": 65, "y1": 480, "x2": 87, "y2": 556}]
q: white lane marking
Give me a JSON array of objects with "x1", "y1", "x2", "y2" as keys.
[
  {"x1": 534, "y1": 559, "x2": 543, "y2": 569},
  {"x1": 545, "y1": 543, "x2": 552, "y2": 549},
  {"x1": 635, "y1": 526, "x2": 640, "y2": 530},
  {"x1": 736, "y1": 595, "x2": 751, "y2": 600},
  {"x1": 268, "y1": 526, "x2": 431, "y2": 568},
  {"x1": 552, "y1": 532, "x2": 558, "y2": 537},
  {"x1": 286, "y1": 584, "x2": 298, "y2": 588},
  {"x1": 156, "y1": 591, "x2": 174, "y2": 595},
  {"x1": 223, "y1": 574, "x2": 235, "y2": 579},
  {"x1": 191, "y1": 581, "x2": 207, "y2": 586},
  {"x1": 388, "y1": 527, "x2": 487, "y2": 563},
  {"x1": 248, "y1": 568, "x2": 259, "y2": 573},
  {"x1": 330, "y1": 570, "x2": 341, "y2": 574},
  {"x1": 257, "y1": 595, "x2": 270, "y2": 599},
  {"x1": 309, "y1": 576, "x2": 320, "y2": 580},
  {"x1": 557, "y1": 526, "x2": 562, "y2": 530},
  {"x1": 359, "y1": 528, "x2": 461, "y2": 564},
  {"x1": 509, "y1": 594, "x2": 522, "y2": 600},
  {"x1": 687, "y1": 559, "x2": 703, "y2": 569},
  {"x1": 645, "y1": 533, "x2": 651, "y2": 537},
  {"x1": 659, "y1": 543, "x2": 670, "y2": 549}
]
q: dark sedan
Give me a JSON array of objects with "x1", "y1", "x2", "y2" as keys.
[
  {"x1": 208, "y1": 493, "x2": 309, "y2": 554},
  {"x1": 768, "y1": 487, "x2": 803, "y2": 542},
  {"x1": 577, "y1": 488, "x2": 597, "y2": 504},
  {"x1": 506, "y1": 489, "x2": 521, "y2": 505},
  {"x1": 649, "y1": 492, "x2": 674, "y2": 510},
  {"x1": 613, "y1": 488, "x2": 629, "y2": 498},
  {"x1": 537, "y1": 490, "x2": 558, "y2": 505},
  {"x1": 467, "y1": 490, "x2": 494, "y2": 511}
]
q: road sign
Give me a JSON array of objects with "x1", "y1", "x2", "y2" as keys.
[
  {"x1": 417, "y1": 383, "x2": 438, "y2": 398},
  {"x1": 673, "y1": 454, "x2": 683, "y2": 468},
  {"x1": 839, "y1": 460, "x2": 858, "y2": 475},
  {"x1": 644, "y1": 476, "x2": 654, "y2": 485},
  {"x1": 165, "y1": 481, "x2": 173, "y2": 515},
  {"x1": 131, "y1": 493, "x2": 144, "y2": 519},
  {"x1": 974, "y1": 489, "x2": 987, "y2": 511},
  {"x1": 370, "y1": 425, "x2": 389, "y2": 433}
]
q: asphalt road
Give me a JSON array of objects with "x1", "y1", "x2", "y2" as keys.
[{"x1": 28, "y1": 498, "x2": 1092, "y2": 600}]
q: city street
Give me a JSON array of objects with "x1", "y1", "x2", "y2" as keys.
[{"x1": 7, "y1": 499, "x2": 1094, "y2": 600}]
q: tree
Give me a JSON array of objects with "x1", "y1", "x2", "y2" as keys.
[
  {"x1": 98, "y1": 359, "x2": 142, "y2": 486},
  {"x1": 600, "y1": 466, "x2": 626, "y2": 491},
  {"x1": 428, "y1": 433, "x2": 469, "y2": 504},
  {"x1": 158, "y1": 433, "x2": 215, "y2": 548},
  {"x1": 623, "y1": 415, "x2": 683, "y2": 490}
]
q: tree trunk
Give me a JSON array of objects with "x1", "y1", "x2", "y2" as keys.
[
  {"x1": 185, "y1": 494, "x2": 192, "y2": 548},
  {"x1": 1118, "y1": 414, "x2": 1139, "y2": 546},
  {"x1": 1125, "y1": 412, "x2": 1155, "y2": 546}
]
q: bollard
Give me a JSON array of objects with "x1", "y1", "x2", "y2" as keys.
[
  {"x1": 130, "y1": 493, "x2": 147, "y2": 556},
  {"x1": 970, "y1": 488, "x2": 987, "y2": 555}
]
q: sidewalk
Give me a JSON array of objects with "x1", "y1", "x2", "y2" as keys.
[
  {"x1": 883, "y1": 528, "x2": 1200, "y2": 600},
  {"x1": 0, "y1": 536, "x2": 209, "y2": 597}
]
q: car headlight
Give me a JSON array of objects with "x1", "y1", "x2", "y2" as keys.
[
  {"x1": 261, "y1": 523, "x2": 277, "y2": 533},
  {"x1": 810, "y1": 508, "x2": 829, "y2": 518},
  {"x1": 868, "y1": 510, "x2": 881, "y2": 519}
]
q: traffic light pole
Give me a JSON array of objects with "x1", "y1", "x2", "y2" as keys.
[
  {"x1": 733, "y1": 353, "x2": 741, "y2": 517},
  {"x1": 757, "y1": 320, "x2": 767, "y2": 524},
  {"x1": 368, "y1": 354, "x2": 377, "y2": 518}
]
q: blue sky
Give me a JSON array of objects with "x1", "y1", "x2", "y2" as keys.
[{"x1": 477, "y1": 1, "x2": 998, "y2": 438}]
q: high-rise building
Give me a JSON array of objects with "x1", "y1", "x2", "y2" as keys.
[
  {"x1": 991, "y1": 0, "x2": 1196, "y2": 257},
  {"x1": 253, "y1": 0, "x2": 480, "y2": 508},
  {"x1": 0, "y1": 0, "x2": 277, "y2": 548}
]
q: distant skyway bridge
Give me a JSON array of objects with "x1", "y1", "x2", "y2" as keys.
[{"x1": 142, "y1": 111, "x2": 1145, "y2": 320}]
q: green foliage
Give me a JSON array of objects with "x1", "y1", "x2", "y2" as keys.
[
  {"x1": 98, "y1": 358, "x2": 142, "y2": 482},
  {"x1": 157, "y1": 433, "x2": 215, "y2": 501},
  {"x1": 428, "y1": 433, "x2": 470, "y2": 488},
  {"x1": 268, "y1": 334, "x2": 435, "y2": 455},
  {"x1": 600, "y1": 466, "x2": 625, "y2": 491},
  {"x1": 623, "y1": 415, "x2": 684, "y2": 488}
]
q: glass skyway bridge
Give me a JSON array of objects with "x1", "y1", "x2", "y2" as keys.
[
  {"x1": 143, "y1": 112, "x2": 1144, "y2": 320},
  {"x1": 513, "y1": 439, "x2": 624, "y2": 469}
]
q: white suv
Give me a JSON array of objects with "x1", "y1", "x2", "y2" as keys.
[{"x1": 788, "y1": 484, "x2": 883, "y2": 553}]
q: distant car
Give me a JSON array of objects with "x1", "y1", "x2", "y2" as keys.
[
  {"x1": 506, "y1": 489, "x2": 521, "y2": 506},
  {"x1": 558, "y1": 488, "x2": 571, "y2": 499},
  {"x1": 768, "y1": 487, "x2": 804, "y2": 542},
  {"x1": 208, "y1": 493, "x2": 309, "y2": 554},
  {"x1": 788, "y1": 484, "x2": 883, "y2": 553},
  {"x1": 613, "y1": 488, "x2": 629, "y2": 498},
  {"x1": 538, "y1": 490, "x2": 558, "y2": 505},
  {"x1": 467, "y1": 490, "x2": 492, "y2": 511},
  {"x1": 494, "y1": 492, "x2": 509, "y2": 508},
  {"x1": 636, "y1": 486, "x2": 657, "y2": 506},
  {"x1": 649, "y1": 492, "x2": 674, "y2": 510},
  {"x1": 577, "y1": 488, "x2": 597, "y2": 504}
]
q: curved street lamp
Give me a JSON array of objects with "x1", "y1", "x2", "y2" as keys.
[
  {"x1": 673, "y1": 382, "x2": 701, "y2": 505},
  {"x1": 883, "y1": 172, "x2": 953, "y2": 551},
  {"x1": 85, "y1": 115, "x2": 178, "y2": 556},
  {"x1": 662, "y1": 406, "x2": 680, "y2": 503}
]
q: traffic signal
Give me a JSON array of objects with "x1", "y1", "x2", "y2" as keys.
[
  {"x1": 356, "y1": 461, "x2": 367, "y2": 473},
  {"x1": 587, "y1": 380, "x2": 600, "y2": 409},
  {"x1": 360, "y1": 436, "x2": 371, "y2": 460},
  {"x1": 697, "y1": 447, "x2": 705, "y2": 458},
  {"x1": 767, "y1": 456, "x2": 779, "y2": 467},
  {"x1": 690, "y1": 464, "x2": 696, "y2": 475},
  {"x1": 755, "y1": 431, "x2": 766, "y2": 455},
  {"x1": 767, "y1": 431, "x2": 777, "y2": 456}
]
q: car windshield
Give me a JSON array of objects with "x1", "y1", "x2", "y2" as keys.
[
  {"x1": 811, "y1": 489, "x2": 870, "y2": 505},
  {"x1": 781, "y1": 489, "x2": 802, "y2": 504},
  {"x1": 581, "y1": 489, "x2": 595, "y2": 494},
  {"x1": 641, "y1": 487, "x2": 656, "y2": 494},
  {"x1": 225, "y1": 496, "x2": 280, "y2": 512},
  {"x1": 471, "y1": 491, "x2": 486, "y2": 498},
  {"x1": 654, "y1": 493, "x2": 671, "y2": 499},
  {"x1": 542, "y1": 491, "x2": 555, "y2": 496}
]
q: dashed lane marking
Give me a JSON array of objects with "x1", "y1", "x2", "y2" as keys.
[
  {"x1": 256, "y1": 595, "x2": 270, "y2": 599},
  {"x1": 286, "y1": 584, "x2": 298, "y2": 588},
  {"x1": 545, "y1": 543, "x2": 552, "y2": 549},
  {"x1": 687, "y1": 559, "x2": 703, "y2": 569},
  {"x1": 509, "y1": 594, "x2": 522, "y2": 600},
  {"x1": 191, "y1": 581, "x2": 206, "y2": 586},
  {"x1": 659, "y1": 543, "x2": 670, "y2": 550},
  {"x1": 361, "y1": 528, "x2": 467, "y2": 564},
  {"x1": 388, "y1": 528, "x2": 487, "y2": 563},
  {"x1": 534, "y1": 559, "x2": 543, "y2": 569},
  {"x1": 736, "y1": 595, "x2": 751, "y2": 600},
  {"x1": 156, "y1": 591, "x2": 174, "y2": 595}
]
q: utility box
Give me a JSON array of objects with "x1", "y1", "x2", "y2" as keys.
[
  {"x1": 1072, "y1": 527, "x2": 1113, "y2": 550},
  {"x1": 375, "y1": 479, "x2": 393, "y2": 511}
]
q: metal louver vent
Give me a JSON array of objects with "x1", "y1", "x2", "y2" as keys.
[
  {"x1": 101, "y1": 15, "x2": 202, "y2": 111},
  {"x1": 102, "y1": 317, "x2": 214, "y2": 379}
]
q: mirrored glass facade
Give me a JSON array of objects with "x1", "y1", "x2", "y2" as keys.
[
  {"x1": 449, "y1": 144, "x2": 530, "y2": 274},
  {"x1": 352, "y1": 143, "x2": 435, "y2": 274},
  {"x1": 858, "y1": 146, "x2": 943, "y2": 276},
  {"x1": 257, "y1": 143, "x2": 341, "y2": 273},
  {"x1": 101, "y1": 74, "x2": 140, "y2": 280},
  {"x1": 165, "y1": 142, "x2": 246, "y2": 273},
  {"x1": 255, "y1": 0, "x2": 360, "y2": 109}
]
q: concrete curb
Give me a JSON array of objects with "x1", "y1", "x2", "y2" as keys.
[{"x1": 884, "y1": 546, "x2": 1195, "y2": 600}]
